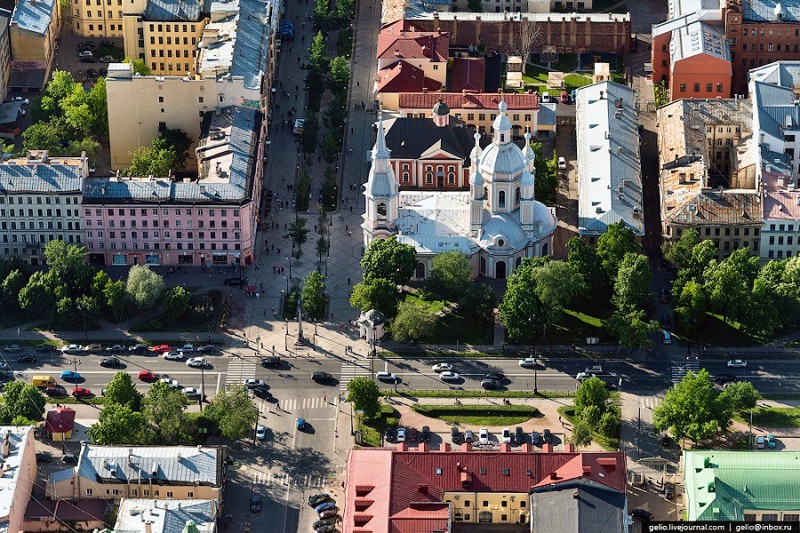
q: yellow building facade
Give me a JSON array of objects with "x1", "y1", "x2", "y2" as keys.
[
  {"x1": 9, "y1": 0, "x2": 61, "y2": 71},
  {"x1": 70, "y1": 0, "x2": 124, "y2": 38},
  {"x1": 443, "y1": 491, "x2": 529, "y2": 525}
]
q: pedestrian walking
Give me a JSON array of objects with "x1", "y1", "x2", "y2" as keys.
[
  {"x1": 350, "y1": 205, "x2": 353, "y2": 212},
  {"x1": 559, "y1": 416, "x2": 563, "y2": 425},
  {"x1": 350, "y1": 127, "x2": 354, "y2": 134},
  {"x1": 347, "y1": 278, "x2": 351, "y2": 285},
  {"x1": 356, "y1": 81, "x2": 359, "y2": 87}
]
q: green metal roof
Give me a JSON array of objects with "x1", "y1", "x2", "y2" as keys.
[{"x1": 684, "y1": 451, "x2": 800, "y2": 521}]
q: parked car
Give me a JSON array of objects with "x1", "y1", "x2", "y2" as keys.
[
  {"x1": 557, "y1": 156, "x2": 567, "y2": 169},
  {"x1": 318, "y1": 508, "x2": 337, "y2": 520},
  {"x1": 163, "y1": 351, "x2": 185, "y2": 361},
  {"x1": 314, "y1": 501, "x2": 336, "y2": 514},
  {"x1": 542, "y1": 428, "x2": 552, "y2": 443},
  {"x1": 308, "y1": 494, "x2": 331, "y2": 507},
  {"x1": 99, "y1": 39, "x2": 113, "y2": 47},
  {"x1": 312, "y1": 371, "x2": 332, "y2": 382},
  {"x1": 105, "y1": 344, "x2": 125, "y2": 353},
  {"x1": 396, "y1": 427, "x2": 406, "y2": 442},
  {"x1": 182, "y1": 387, "x2": 201, "y2": 399},
  {"x1": 160, "y1": 378, "x2": 181, "y2": 389},
  {"x1": 439, "y1": 371, "x2": 460, "y2": 382},
  {"x1": 312, "y1": 519, "x2": 336, "y2": 529},
  {"x1": 82, "y1": 344, "x2": 103, "y2": 353},
  {"x1": 432, "y1": 363, "x2": 453, "y2": 373},
  {"x1": 501, "y1": 428, "x2": 511, "y2": 443},
  {"x1": 756, "y1": 435, "x2": 766, "y2": 448},
  {"x1": 3, "y1": 344, "x2": 21, "y2": 352},
  {"x1": 99, "y1": 55, "x2": 115, "y2": 62},
  {"x1": 296, "y1": 418, "x2": 307, "y2": 430},
  {"x1": 256, "y1": 424, "x2": 266, "y2": 440},
  {"x1": 542, "y1": 91, "x2": 551, "y2": 103},
  {"x1": 100, "y1": 357, "x2": 121, "y2": 368},
  {"x1": 767, "y1": 433, "x2": 777, "y2": 448},
  {"x1": 16, "y1": 354, "x2": 36, "y2": 363},
  {"x1": 252, "y1": 386, "x2": 272, "y2": 400},
  {"x1": 531, "y1": 431, "x2": 542, "y2": 446},
  {"x1": 665, "y1": 483, "x2": 674, "y2": 499},
  {"x1": 407, "y1": 427, "x2": 418, "y2": 442},
  {"x1": 128, "y1": 344, "x2": 149, "y2": 354},
  {"x1": 727, "y1": 359, "x2": 748, "y2": 368},
  {"x1": 79, "y1": 57, "x2": 97, "y2": 63},
  {"x1": 150, "y1": 344, "x2": 171, "y2": 354},
  {"x1": 60, "y1": 370, "x2": 81, "y2": 381},
  {"x1": 60, "y1": 345, "x2": 81, "y2": 354},
  {"x1": 451, "y1": 426, "x2": 461, "y2": 443},
  {"x1": 177, "y1": 344, "x2": 196, "y2": 354},
  {"x1": 375, "y1": 371, "x2": 397, "y2": 382},
  {"x1": 631, "y1": 508, "x2": 652, "y2": 522},
  {"x1": 197, "y1": 345, "x2": 216, "y2": 354},
  {"x1": 71, "y1": 387, "x2": 91, "y2": 398},
  {"x1": 35, "y1": 345, "x2": 58, "y2": 353},
  {"x1": 250, "y1": 494, "x2": 262, "y2": 513},
  {"x1": 78, "y1": 50, "x2": 94, "y2": 58},
  {"x1": 79, "y1": 41, "x2": 95, "y2": 49},
  {"x1": 518, "y1": 357, "x2": 539, "y2": 368},
  {"x1": 514, "y1": 427, "x2": 524, "y2": 445},
  {"x1": 36, "y1": 451, "x2": 52, "y2": 463},
  {"x1": 45, "y1": 385, "x2": 66, "y2": 397},
  {"x1": 479, "y1": 428, "x2": 490, "y2": 444},
  {"x1": 384, "y1": 427, "x2": 395, "y2": 443},
  {"x1": 138, "y1": 369, "x2": 157, "y2": 381},
  {"x1": 260, "y1": 356, "x2": 281, "y2": 367},
  {"x1": 663, "y1": 331, "x2": 673, "y2": 345},
  {"x1": 420, "y1": 425, "x2": 430, "y2": 442},
  {"x1": 464, "y1": 430, "x2": 474, "y2": 443},
  {"x1": 315, "y1": 524, "x2": 336, "y2": 532},
  {"x1": 244, "y1": 378, "x2": 267, "y2": 389},
  {"x1": 186, "y1": 357, "x2": 209, "y2": 368},
  {"x1": 481, "y1": 379, "x2": 502, "y2": 390}
]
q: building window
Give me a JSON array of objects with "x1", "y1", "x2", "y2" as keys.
[
  {"x1": 680, "y1": 83, "x2": 687, "y2": 92},
  {"x1": 498, "y1": 191, "x2": 506, "y2": 208},
  {"x1": 694, "y1": 83, "x2": 700, "y2": 92},
  {"x1": 425, "y1": 173, "x2": 433, "y2": 184}
]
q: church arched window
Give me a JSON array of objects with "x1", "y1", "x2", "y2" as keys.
[
  {"x1": 515, "y1": 187, "x2": 521, "y2": 205},
  {"x1": 425, "y1": 172, "x2": 433, "y2": 184},
  {"x1": 448, "y1": 172, "x2": 455, "y2": 184},
  {"x1": 498, "y1": 191, "x2": 506, "y2": 208},
  {"x1": 377, "y1": 203, "x2": 387, "y2": 220}
]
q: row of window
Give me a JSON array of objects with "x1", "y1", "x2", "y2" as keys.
[
  {"x1": 767, "y1": 249, "x2": 795, "y2": 259},
  {"x1": 729, "y1": 26, "x2": 800, "y2": 38},
  {"x1": 85, "y1": 488, "x2": 192, "y2": 498},
  {"x1": 149, "y1": 23, "x2": 197, "y2": 33},
  {"x1": 76, "y1": 23, "x2": 120, "y2": 32},
  {"x1": 151, "y1": 49, "x2": 194, "y2": 61},
  {"x1": 86, "y1": 207, "x2": 239, "y2": 217},
  {"x1": 88, "y1": 242, "x2": 240, "y2": 251},
  {"x1": 678, "y1": 83, "x2": 725, "y2": 93},
  {"x1": 149, "y1": 36, "x2": 197, "y2": 46},
  {"x1": 0, "y1": 209, "x2": 79, "y2": 218},
  {"x1": 2, "y1": 234, "x2": 80, "y2": 244},
  {"x1": 698, "y1": 226, "x2": 760, "y2": 237},
  {"x1": 80, "y1": 10, "x2": 122, "y2": 18},
  {"x1": 767, "y1": 223, "x2": 797, "y2": 232},
  {"x1": 150, "y1": 62, "x2": 192, "y2": 72},
  {"x1": 3, "y1": 221, "x2": 79, "y2": 231},
  {"x1": 447, "y1": 499, "x2": 526, "y2": 508},
  {"x1": 87, "y1": 230, "x2": 239, "y2": 240},
  {"x1": 707, "y1": 126, "x2": 741, "y2": 134},
  {"x1": 79, "y1": 0, "x2": 122, "y2": 5},
  {"x1": 87, "y1": 218, "x2": 237, "y2": 228},
  {"x1": 0, "y1": 196, "x2": 79, "y2": 205},
  {"x1": 731, "y1": 41, "x2": 800, "y2": 53}
]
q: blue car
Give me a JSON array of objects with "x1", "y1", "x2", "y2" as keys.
[
  {"x1": 314, "y1": 501, "x2": 335, "y2": 514},
  {"x1": 296, "y1": 418, "x2": 306, "y2": 430},
  {"x1": 61, "y1": 370, "x2": 80, "y2": 381}
]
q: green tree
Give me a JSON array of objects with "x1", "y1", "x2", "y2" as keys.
[
  {"x1": 88, "y1": 403, "x2": 151, "y2": 445},
  {"x1": 653, "y1": 81, "x2": 669, "y2": 108},
  {"x1": 314, "y1": 0, "x2": 331, "y2": 28},
  {"x1": 663, "y1": 228, "x2": 700, "y2": 270},
  {"x1": 1, "y1": 381, "x2": 45, "y2": 422},
  {"x1": 125, "y1": 57, "x2": 151, "y2": 75},
  {"x1": 125, "y1": 137, "x2": 178, "y2": 177},
  {"x1": 162, "y1": 286, "x2": 190, "y2": 317},
  {"x1": 144, "y1": 381, "x2": 192, "y2": 443},
  {"x1": 22, "y1": 121, "x2": 64, "y2": 155},
  {"x1": 158, "y1": 127, "x2": 192, "y2": 170},
  {"x1": 349, "y1": 279, "x2": 401, "y2": 318},
  {"x1": 391, "y1": 300, "x2": 437, "y2": 342},
  {"x1": 66, "y1": 137, "x2": 101, "y2": 163},
  {"x1": 320, "y1": 130, "x2": 341, "y2": 164},
  {"x1": 316, "y1": 236, "x2": 329, "y2": 263},
  {"x1": 596, "y1": 222, "x2": 641, "y2": 280},
  {"x1": 336, "y1": 0, "x2": 355, "y2": 20},
  {"x1": 653, "y1": 369, "x2": 729, "y2": 443},
  {"x1": 574, "y1": 377, "x2": 611, "y2": 421},
  {"x1": 18, "y1": 270, "x2": 61, "y2": 317},
  {"x1": 566, "y1": 236, "x2": 609, "y2": 308},
  {"x1": 205, "y1": 385, "x2": 258, "y2": 440},
  {"x1": 301, "y1": 270, "x2": 328, "y2": 319},
  {"x1": 1, "y1": 270, "x2": 24, "y2": 308},
  {"x1": 309, "y1": 31, "x2": 330, "y2": 75},
  {"x1": 90, "y1": 270, "x2": 111, "y2": 301},
  {"x1": 704, "y1": 248, "x2": 760, "y2": 324},
  {"x1": 346, "y1": 377, "x2": 381, "y2": 419},
  {"x1": 302, "y1": 111, "x2": 318, "y2": 152},
  {"x1": 286, "y1": 216, "x2": 309, "y2": 253},
  {"x1": 361, "y1": 236, "x2": 416, "y2": 285},
  {"x1": 612, "y1": 253, "x2": 652, "y2": 314},
  {"x1": 718, "y1": 381, "x2": 760, "y2": 411},
  {"x1": 499, "y1": 259, "x2": 547, "y2": 341},
  {"x1": 673, "y1": 279, "x2": 708, "y2": 334},
  {"x1": 37, "y1": 71, "x2": 78, "y2": 121},
  {"x1": 606, "y1": 310, "x2": 660, "y2": 349},
  {"x1": 104, "y1": 371, "x2": 143, "y2": 411},
  {"x1": 533, "y1": 259, "x2": 585, "y2": 334},
  {"x1": 104, "y1": 279, "x2": 127, "y2": 322},
  {"x1": 427, "y1": 251, "x2": 471, "y2": 299},
  {"x1": 44, "y1": 240, "x2": 94, "y2": 293},
  {"x1": 463, "y1": 283, "x2": 496, "y2": 328},
  {"x1": 570, "y1": 419, "x2": 593, "y2": 449},
  {"x1": 75, "y1": 294, "x2": 99, "y2": 333},
  {"x1": 327, "y1": 56, "x2": 350, "y2": 95},
  {"x1": 126, "y1": 265, "x2": 165, "y2": 309}
]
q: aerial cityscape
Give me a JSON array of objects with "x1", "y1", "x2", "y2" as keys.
[{"x1": 0, "y1": 0, "x2": 793, "y2": 529}]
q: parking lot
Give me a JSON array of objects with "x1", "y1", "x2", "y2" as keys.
[{"x1": 53, "y1": 26, "x2": 123, "y2": 85}]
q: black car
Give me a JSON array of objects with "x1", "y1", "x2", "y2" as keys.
[
  {"x1": 36, "y1": 452, "x2": 52, "y2": 463},
  {"x1": 99, "y1": 39, "x2": 113, "y2": 47},
  {"x1": 420, "y1": 425, "x2": 430, "y2": 442},
  {"x1": 531, "y1": 431, "x2": 542, "y2": 446},
  {"x1": 312, "y1": 371, "x2": 332, "y2": 382},
  {"x1": 514, "y1": 427, "x2": 524, "y2": 445},
  {"x1": 484, "y1": 372, "x2": 505, "y2": 382},
  {"x1": 128, "y1": 344, "x2": 149, "y2": 354},
  {"x1": 384, "y1": 427, "x2": 395, "y2": 443},
  {"x1": 715, "y1": 374, "x2": 738, "y2": 384},
  {"x1": 661, "y1": 434, "x2": 673, "y2": 447},
  {"x1": 79, "y1": 41, "x2": 95, "y2": 49},
  {"x1": 308, "y1": 494, "x2": 331, "y2": 507},
  {"x1": 197, "y1": 345, "x2": 217, "y2": 354},
  {"x1": 79, "y1": 57, "x2": 97, "y2": 63},
  {"x1": 631, "y1": 508, "x2": 653, "y2": 522},
  {"x1": 252, "y1": 386, "x2": 272, "y2": 400},
  {"x1": 481, "y1": 379, "x2": 502, "y2": 390},
  {"x1": 35, "y1": 345, "x2": 58, "y2": 353},
  {"x1": 542, "y1": 428, "x2": 552, "y2": 443},
  {"x1": 224, "y1": 277, "x2": 245, "y2": 286},
  {"x1": 312, "y1": 519, "x2": 336, "y2": 529},
  {"x1": 100, "y1": 357, "x2": 121, "y2": 368},
  {"x1": 260, "y1": 356, "x2": 281, "y2": 367},
  {"x1": 408, "y1": 427, "x2": 418, "y2": 442},
  {"x1": 451, "y1": 426, "x2": 461, "y2": 443},
  {"x1": 16, "y1": 354, "x2": 37, "y2": 363},
  {"x1": 250, "y1": 495, "x2": 262, "y2": 513}
]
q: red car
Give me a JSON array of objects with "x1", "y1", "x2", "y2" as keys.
[
  {"x1": 150, "y1": 344, "x2": 171, "y2": 354},
  {"x1": 138, "y1": 370, "x2": 157, "y2": 381},
  {"x1": 71, "y1": 387, "x2": 92, "y2": 398}
]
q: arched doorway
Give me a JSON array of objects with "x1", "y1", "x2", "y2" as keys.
[
  {"x1": 496, "y1": 260, "x2": 507, "y2": 280},
  {"x1": 541, "y1": 242, "x2": 549, "y2": 256},
  {"x1": 415, "y1": 262, "x2": 426, "y2": 279},
  {"x1": 478, "y1": 511, "x2": 493, "y2": 523}
]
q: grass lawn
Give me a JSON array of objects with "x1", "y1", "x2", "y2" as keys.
[
  {"x1": 412, "y1": 404, "x2": 539, "y2": 426},
  {"x1": 401, "y1": 294, "x2": 493, "y2": 345},
  {"x1": 558, "y1": 406, "x2": 620, "y2": 451},
  {"x1": 404, "y1": 294, "x2": 448, "y2": 314},
  {"x1": 539, "y1": 309, "x2": 605, "y2": 345},
  {"x1": 564, "y1": 73, "x2": 593, "y2": 91},
  {"x1": 383, "y1": 390, "x2": 575, "y2": 399},
  {"x1": 736, "y1": 407, "x2": 800, "y2": 429},
  {"x1": 360, "y1": 405, "x2": 401, "y2": 447},
  {"x1": 677, "y1": 313, "x2": 780, "y2": 347}
]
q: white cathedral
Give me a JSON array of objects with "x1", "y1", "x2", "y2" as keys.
[{"x1": 361, "y1": 100, "x2": 557, "y2": 280}]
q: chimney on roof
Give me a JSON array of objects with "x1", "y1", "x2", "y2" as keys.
[
  {"x1": 1, "y1": 434, "x2": 9, "y2": 458},
  {"x1": 599, "y1": 90, "x2": 604, "y2": 99},
  {"x1": 549, "y1": 472, "x2": 558, "y2": 480},
  {"x1": 573, "y1": 491, "x2": 579, "y2": 499},
  {"x1": 582, "y1": 466, "x2": 592, "y2": 476},
  {"x1": 418, "y1": 484, "x2": 428, "y2": 494},
  {"x1": 441, "y1": 443, "x2": 451, "y2": 451}
]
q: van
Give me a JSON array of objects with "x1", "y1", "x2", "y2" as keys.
[
  {"x1": 32, "y1": 376, "x2": 55, "y2": 388},
  {"x1": 584, "y1": 365, "x2": 603, "y2": 374}
]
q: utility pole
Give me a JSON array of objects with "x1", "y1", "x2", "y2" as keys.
[
  {"x1": 637, "y1": 406, "x2": 641, "y2": 459},
  {"x1": 199, "y1": 366, "x2": 206, "y2": 411}
]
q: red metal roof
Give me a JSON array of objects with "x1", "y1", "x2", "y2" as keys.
[
  {"x1": 376, "y1": 63, "x2": 443, "y2": 94},
  {"x1": 450, "y1": 57, "x2": 485, "y2": 93},
  {"x1": 398, "y1": 91, "x2": 539, "y2": 111},
  {"x1": 45, "y1": 406, "x2": 76, "y2": 434},
  {"x1": 377, "y1": 19, "x2": 449, "y2": 62},
  {"x1": 343, "y1": 447, "x2": 626, "y2": 533}
]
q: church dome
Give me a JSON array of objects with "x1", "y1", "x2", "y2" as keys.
[
  {"x1": 480, "y1": 212, "x2": 529, "y2": 250},
  {"x1": 532, "y1": 200, "x2": 557, "y2": 236},
  {"x1": 470, "y1": 157, "x2": 485, "y2": 187},
  {"x1": 492, "y1": 99, "x2": 513, "y2": 134},
  {"x1": 480, "y1": 142, "x2": 526, "y2": 178},
  {"x1": 520, "y1": 169, "x2": 534, "y2": 188},
  {"x1": 432, "y1": 97, "x2": 450, "y2": 116}
]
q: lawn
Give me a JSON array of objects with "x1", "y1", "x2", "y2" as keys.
[
  {"x1": 404, "y1": 294, "x2": 448, "y2": 314},
  {"x1": 360, "y1": 405, "x2": 401, "y2": 447},
  {"x1": 383, "y1": 390, "x2": 575, "y2": 399},
  {"x1": 411, "y1": 404, "x2": 539, "y2": 426},
  {"x1": 676, "y1": 313, "x2": 780, "y2": 347},
  {"x1": 737, "y1": 407, "x2": 800, "y2": 429},
  {"x1": 539, "y1": 308, "x2": 606, "y2": 345},
  {"x1": 558, "y1": 406, "x2": 619, "y2": 450},
  {"x1": 401, "y1": 294, "x2": 493, "y2": 345}
]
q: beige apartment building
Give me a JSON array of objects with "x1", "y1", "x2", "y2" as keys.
[
  {"x1": 122, "y1": 0, "x2": 207, "y2": 76},
  {"x1": 9, "y1": 0, "x2": 61, "y2": 78},
  {"x1": 70, "y1": 0, "x2": 124, "y2": 38}
]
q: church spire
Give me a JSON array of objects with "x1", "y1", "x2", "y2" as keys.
[
  {"x1": 372, "y1": 113, "x2": 391, "y2": 174},
  {"x1": 492, "y1": 97, "x2": 513, "y2": 145}
]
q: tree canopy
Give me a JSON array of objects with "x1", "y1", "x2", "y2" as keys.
[
  {"x1": 126, "y1": 265, "x2": 164, "y2": 309},
  {"x1": 346, "y1": 377, "x2": 381, "y2": 419},
  {"x1": 653, "y1": 369, "x2": 730, "y2": 442},
  {"x1": 88, "y1": 403, "x2": 151, "y2": 445},
  {"x1": 390, "y1": 300, "x2": 438, "y2": 342},
  {"x1": 204, "y1": 385, "x2": 258, "y2": 440},
  {"x1": 349, "y1": 279, "x2": 402, "y2": 318},
  {"x1": 301, "y1": 270, "x2": 328, "y2": 319},
  {"x1": 1, "y1": 381, "x2": 45, "y2": 423},
  {"x1": 596, "y1": 222, "x2": 641, "y2": 280},
  {"x1": 104, "y1": 371, "x2": 143, "y2": 411},
  {"x1": 612, "y1": 253, "x2": 652, "y2": 314},
  {"x1": 361, "y1": 237, "x2": 416, "y2": 285},
  {"x1": 162, "y1": 286, "x2": 190, "y2": 317},
  {"x1": 427, "y1": 251, "x2": 471, "y2": 299},
  {"x1": 144, "y1": 381, "x2": 192, "y2": 443}
]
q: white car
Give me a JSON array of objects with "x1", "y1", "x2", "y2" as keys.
[
  {"x1": 576, "y1": 372, "x2": 592, "y2": 381},
  {"x1": 479, "y1": 428, "x2": 490, "y2": 444},
  {"x1": 439, "y1": 371, "x2": 461, "y2": 382},
  {"x1": 542, "y1": 91, "x2": 551, "y2": 103},
  {"x1": 518, "y1": 357, "x2": 538, "y2": 368},
  {"x1": 432, "y1": 363, "x2": 453, "y2": 373},
  {"x1": 375, "y1": 371, "x2": 397, "y2": 382},
  {"x1": 182, "y1": 387, "x2": 201, "y2": 398},
  {"x1": 160, "y1": 378, "x2": 180, "y2": 389},
  {"x1": 727, "y1": 359, "x2": 747, "y2": 368},
  {"x1": 501, "y1": 428, "x2": 512, "y2": 443},
  {"x1": 244, "y1": 378, "x2": 267, "y2": 389},
  {"x1": 11, "y1": 97, "x2": 29, "y2": 105},
  {"x1": 61, "y1": 344, "x2": 81, "y2": 354},
  {"x1": 177, "y1": 344, "x2": 196, "y2": 353},
  {"x1": 163, "y1": 351, "x2": 184, "y2": 361},
  {"x1": 78, "y1": 50, "x2": 94, "y2": 58},
  {"x1": 256, "y1": 424, "x2": 266, "y2": 440},
  {"x1": 186, "y1": 357, "x2": 209, "y2": 368},
  {"x1": 396, "y1": 427, "x2": 406, "y2": 442},
  {"x1": 3, "y1": 344, "x2": 21, "y2": 353},
  {"x1": 557, "y1": 156, "x2": 567, "y2": 170}
]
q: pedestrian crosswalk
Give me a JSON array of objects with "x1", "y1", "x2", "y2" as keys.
[
  {"x1": 226, "y1": 360, "x2": 257, "y2": 386},
  {"x1": 671, "y1": 359, "x2": 700, "y2": 383},
  {"x1": 251, "y1": 470, "x2": 326, "y2": 489},
  {"x1": 280, "y1": 396, "x2": 332, "y2": 411},
  {"x1": 639, "y1": 395, "x2": 662, "y2": 409},
  {"x1": 340, "y1": 362, "x2": 372, "y2": 391}
]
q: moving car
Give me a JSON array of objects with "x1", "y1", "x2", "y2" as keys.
[
  {"x1": 518, "y1": 357, "x2": 539, "y2": 368},
  {"x1": 250, "y1": 495, "x2": 262, "y2": 513},
  {"x1": 714, "y1": 374, "x2": 738, "y2": 385},
  {"x1": 71, "y1": 387, "x2": 91, "y2": 398},
  {"x1": 260, "y1": 356, "x2": 281, "y2": 367},
  {"x1": 243, "y1": 378, "x2": 266, "y2": 389},
  {"x1": 138, "y1": 369, "x2": 157, "y2": 381},
  {"x1": 105, "y1": 344, "x2": 125, "y2": 353},
  {"x1": 479, "y1": 428, "x2": 490, "y2": 444},
  {"x1": 16, "y1": 354, "x2": 36, "y2": 363},
  {"x1": 484, "y1": 372, "x2": 505, "y2": 382},
  {"x1": 256, "y1": 424, "x2": 266, "y2": 440},
  {"x1": 312, "y1": 371, "x2": 332, "y2": 382},
  {"x1": 308, "y1": 494, "x2": 331, "y2": 507},
  {"x1": 160, "y1": 378, "x2": 181, "y2": 389},
  {"x1": 584, "y1": 365, "x2": 603, "y2": 374},
  {"x1": 439, "y1": 371, "x2": 460, "y2": 382},
  {"x1": 432, "y1": 363, "x2": 453, "y2": 373},
  {"x1": 296, "y1": 418, "x2": 307, "y2": 430},
  {"x1": 60, "y1": 370, "x2": 81, "y2": 381},
  {"x1": 252, "y1": 386, "x2": 271, "y2": 400},
  {"x1": 481, "y1": 379, "x2": 502, "y2": 390},
  {"x1": 100, "y1": 357, "x2": 121, "y2": 368},
  {"x1": 150, "y1": 344, "x2": 171, "y2": 354},
  {"x1": 557, "y1": 156, "x2": 567, "y2": 170},
  {"x1": 575, "y1": 372, "x2": 593, "y2": 381},
  {"x1": 501, "y1": 428, "x2": 512, "y2": 443},
  {"x1": 727, "y1": 359, "x2": 748, "y2": 368},
  {"x1": 182, "y1": 387, "x2": 201, "y2": 398},
  {"x1": 197, "y1": 345, "x2": 216, "y2": 354},
  {"x1": 3, "y1": 344, "x2": 21, "y2": 352},
  {"x1": 163, "y1": 351, "x2": 184, "y2": 361},
  {"x1": 186, "y1": 357, "x2": 210, "y2": 368},
  {"x1": 375, "y1": 371, "x2": 397, "y2": 382},
  {"x1": 60, "y1": 345, "x2": 81, "y2": 354},
  {"x1": 396, "y1": 427, "x2": 406, "y2": 442}
]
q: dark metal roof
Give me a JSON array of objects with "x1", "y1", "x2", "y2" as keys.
[{"x1": 382, "y1": 116, "x2": 489, "y2": 162}]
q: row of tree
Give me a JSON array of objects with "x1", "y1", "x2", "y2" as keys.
[
  {"x1": 665, "y1": 229, "x2": 800, "y2": 336},
  {"x1": 88, "y1": 372, "x2": 258, "y2": 444}
]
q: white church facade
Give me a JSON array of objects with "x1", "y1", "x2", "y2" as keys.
[{"x1": 361, "y1": 100, "x2": 557, "y2": 280}]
